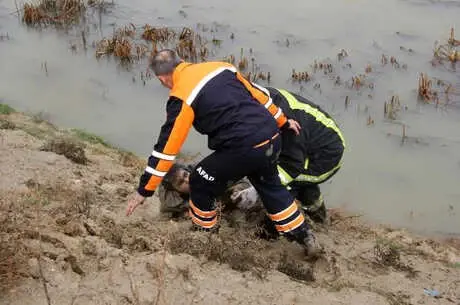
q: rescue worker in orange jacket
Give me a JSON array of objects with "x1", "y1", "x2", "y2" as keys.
[{"x1": 125, "y1": 49, "x2": 321, "y2": 257}]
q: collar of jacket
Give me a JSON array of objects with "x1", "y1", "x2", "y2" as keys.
[{"x1": 172, "y1": 62, "x2": 192, "y2": 90}]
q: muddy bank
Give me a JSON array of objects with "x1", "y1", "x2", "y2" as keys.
[{"x1": 1, "y1": 107, "x2": 459, "y2": 305}]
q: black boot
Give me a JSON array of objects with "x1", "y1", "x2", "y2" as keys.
[
  {"x1": 304, "y1": 196, "x2": 328, "y2": 225},
  {"x1": 298, "y1": 185, "x2": 329, "y2": 225},
  {"x1": 190, "y1": 222, "x2": 220, "y2": 234},
  {"x1": 255, "y1": 215, "x2": 280, "y2": 241}
]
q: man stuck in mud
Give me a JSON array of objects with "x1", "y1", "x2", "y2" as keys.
[
  {"x1": 156, "y1": 86, "x2": 345, "y2": 230},
  {"x1": 125, "y1": 49, "x2": 321, "y2": 257}
]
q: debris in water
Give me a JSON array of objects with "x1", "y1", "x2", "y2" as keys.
[
  {"x1": 401, "y1": 124, "x2": 407, "y2": 144},
  {"x1": 365, "y1": 64, "x2": 372, "y2": 73},
  {"x1": 448, "y1": 27, "x2": 460, "y2": 47},
  {"x1": 21, "y1": 0, "x2": 86, "y2": 28},
  {"x1": 291, "y1": 69, "x2": 310, "y2": 83},
  {"x1": 400, "y1": 46, "x2": 414, "y2": 53},
  {"x1": 433, "y1": 27, "x2": 460, "y2": 64},
  {"x1": 238, "y1": 48, "x2": 248, "y2": 70},
  {"x1": 335, "y1": 76, "x2": 341, "y2": 86},
  {"x1": 95, "y1": 24, "x2": 210, "y2": 68},
  {"x1": 381, "y1": 54, "x2": 406, "y2": 69},
  {"x1": 337, "y1": 49, "x2": 348, "y2": 61},
  {"x1": 41, "y1": 61, "x2": 48, "y2": 77},
  {"x1": 418, "y1": 73, "x2": 432, "y2": 102},
  {"x1": 212, "y1": 37, "x2": 223, "y2": 47},
  {"x1": 417, "y1": 73, "x2": 457, "y2": 107},
  {"x1": 0, "y1": 33, "x2": 10, "y2": 41},
  {"x1": 95, "y1": 26, "x2": 134, "y2": 63},
  {"x1": 178, "y1": 9, "x2": 187, "y2": 18},
  {"x1": 390, "y1": 56, "x2": 400, "y2": 68},
  {"x1": 381, "y1": 54, "x2": 388, "y2": 65},
  {"x1": 344, "y1": 96, "x2": 350, "y2": 110},
  {"x1": 141, "y1": 25, "x2": 176, "y2": 43},
  {"x1": 351, "y1": 75, "x2": 364, "y2": 90},
  {"x1": 384, "y1": 95, "x2": 401, "y2": 120},
  {"x1": 222, "y1": 54, "x2": 236, "y2": 65},
  {"x1": 312, "y1": 60, "x2": 333, "y2": 74},
  {"x1": 81, "y1": 30, "x2": 87, "y2": 50},
  {"x1": 367, "y1": 115, "x2": 374, "y2": 126}
]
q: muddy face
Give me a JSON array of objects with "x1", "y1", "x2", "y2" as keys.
[{"x1": 172, "y1": 168, "x2": 191, "y2": 194}]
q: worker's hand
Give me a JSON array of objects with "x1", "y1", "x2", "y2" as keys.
[
  {"x1": 126, "y1": 192, "x2": 146, "y2": 216},
  {"x1": 287, "y1": 119, "x2": 301, "y2": 135}
]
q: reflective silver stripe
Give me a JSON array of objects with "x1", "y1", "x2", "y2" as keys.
[
  {"x1": 250, "y1": 82, "x2": 274, "y2": 109},
  {"x1": 145, "y1": 166, "x2": 166, "y2": 177},
  {"x1": 151, "y1": 150, "x2": 176, "y2": 161},
  {"x1": 186, "y1": 66, "x2": 237, "y2": 106},
  {"x1": 264, "y1": 98, "x2": 273, "y2": 109},
  {"x1": 251, "y1": 82, "x2": 270, "y2": 96},
  {"x1": 274, "y1": 108, "x2": 282, "y2": 119}
]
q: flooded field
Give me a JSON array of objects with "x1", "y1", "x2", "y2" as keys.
[{"x1": 1, "y1": 0, "x2": 459, "y2": 236}]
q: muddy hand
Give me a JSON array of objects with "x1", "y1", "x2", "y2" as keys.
[
  {"x1": 126, "y1": 192, "x2": 145, "y2": 216},
  {"x1": 287, "y1": 119, "x2": 301, "y2": 135}
]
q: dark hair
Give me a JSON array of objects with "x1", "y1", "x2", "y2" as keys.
[
  {"x1": 161, "y1": 163, "x2": 190, "y2": 191},
  {"x1": 149, "y1": 49, "x2": 182, "y2": 76}
]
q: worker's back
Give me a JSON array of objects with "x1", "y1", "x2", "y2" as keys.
[
  {"x1": 170, "y1": 62, "x2": 278, "y2": 150},
  {"x1": 265, "y1": 87, "x2": 345, "y2": 181},
  {"x1": 266, "y1": 87, "x2": 344, "y2": 154}
]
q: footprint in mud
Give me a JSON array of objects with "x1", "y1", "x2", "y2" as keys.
[
  {"x1": 277, "y1": 252, "x2": 315, "y2": 283},
  {"x1": 311, "y1": 252, "x2": 342, "y2": 281}
]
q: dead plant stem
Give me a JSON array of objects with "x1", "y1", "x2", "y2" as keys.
[{"x1": 36, "y1": 197, "x2": 52, "y2": 305}]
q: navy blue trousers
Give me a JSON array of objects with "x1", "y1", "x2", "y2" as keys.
[{"x1": 188, "y1": 133, "x2": 308, "y2": 236}]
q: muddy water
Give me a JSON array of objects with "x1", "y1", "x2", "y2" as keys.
[{"x1": 1, "y1": 0, "x2": 459, "y2": 236}]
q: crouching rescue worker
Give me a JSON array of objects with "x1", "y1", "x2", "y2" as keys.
[
  {"x1": 124, "y1": 49, "x2": 321, "y2": 257},
  {"x1": 233, "y1": 87, "x2": 346, "y2": 224},
  {"x1": 157, "y1": 87, "x2": 346, "y2": 226},
  {"x1": 265, "y1": 87, "x2": 346, "y2": 224}
]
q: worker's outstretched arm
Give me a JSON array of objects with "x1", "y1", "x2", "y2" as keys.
[{"x1": 137, "y1": 98, "x2": 195, "y2": 197}]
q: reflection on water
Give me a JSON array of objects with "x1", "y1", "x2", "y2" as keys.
[{"x1": 0, "y1": 0, "x2": 459, "y2": 236}]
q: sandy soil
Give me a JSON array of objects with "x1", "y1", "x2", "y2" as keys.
[{"x1": 1, "y1": 111, "x2": 459, "y2": 305}]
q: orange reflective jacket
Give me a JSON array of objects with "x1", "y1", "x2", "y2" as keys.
[{"x1": 137, "y1": 61, "x2": 288, "y2": 197}]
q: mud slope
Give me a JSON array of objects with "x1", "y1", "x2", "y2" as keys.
[{"x1": 1, "y1": 111, "x2": 459, "y2": 305}]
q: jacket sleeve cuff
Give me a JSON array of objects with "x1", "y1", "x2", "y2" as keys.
[
  {"x1": 277, "y1": 114, "x2": 288, "y2": 129},
  {"x1": 280, "y1": 119, "x2": 290, "y2": 132},
  {"x1": 137, "y1": 186, "x2": 155, "y2": 198}
]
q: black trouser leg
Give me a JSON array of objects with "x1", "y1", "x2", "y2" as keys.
[{"x1": 189, "y1": 135, "x2": 312, "y2": 245}]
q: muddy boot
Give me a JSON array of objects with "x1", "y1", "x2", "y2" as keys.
[
  {"x1": 255, "y1": 215, "x2": 280, "y2": 241},
  {"x1": 297, "y1": 185, "x2": 329, "y2": 225},
  {"x1": 303, "y1": 195, "x2": 329, "y2": 225},
  {"x1": 284, "y1": 222, "x2": 322, "y2": 260},
  {"x1": 301, "y1": 228, "x2": 323, "y2": 260},
  {"x1": 190, "y1": 222, "x2": 220, "y2": 234}
]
